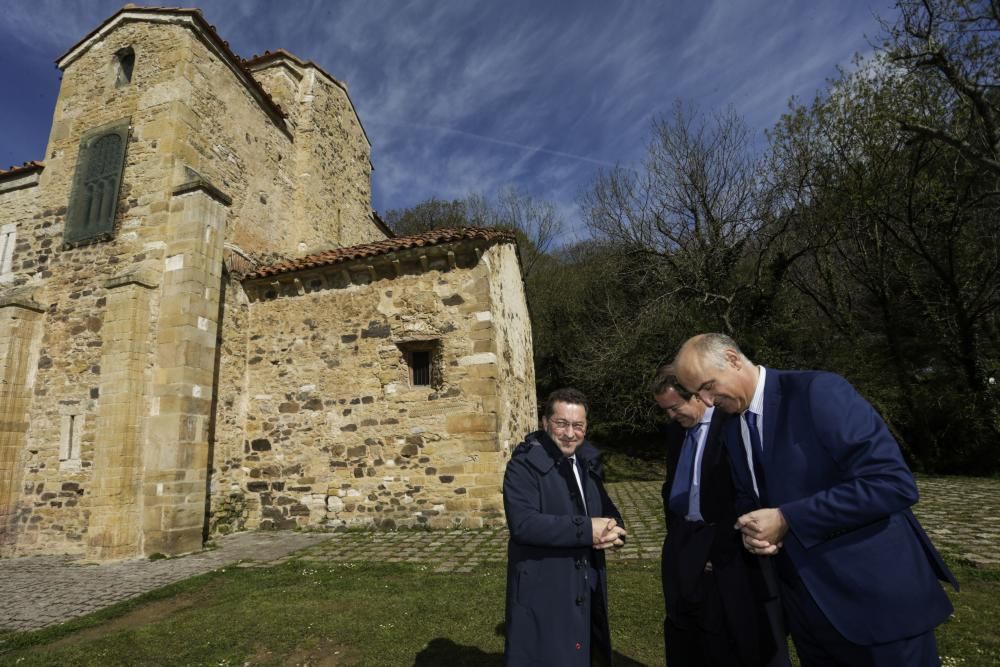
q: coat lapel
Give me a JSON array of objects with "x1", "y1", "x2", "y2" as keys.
[{"x1": 579, "y1": 444, "x2": 601, "y2": 517}]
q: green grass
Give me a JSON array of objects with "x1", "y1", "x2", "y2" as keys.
[{"x1": 0, "y1": 558, "x2": 994, "y2": 666}]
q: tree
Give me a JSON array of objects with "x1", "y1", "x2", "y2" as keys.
[
  {"x1": 381, "y1": 188, "x2": 562, "y2": 281},
  {"x1": 884, "y1": 0, "x2": 1000, "y2": 176},
  {"x1": 582, "y1": 102, "x2": 801, "y2": 337},
  {"x1": 381, "y1": 198, "x2": 467, "y2": 236},
  {"x1": 768, "y1": 51, "x2": 1000, "y2": 471}
]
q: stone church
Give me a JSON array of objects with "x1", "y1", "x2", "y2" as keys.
[{"x1": 0, "y1": 5, "x2": 536, "y2": 561}]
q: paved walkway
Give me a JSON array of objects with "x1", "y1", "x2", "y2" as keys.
[{"x1": 0, "y1": 477, "x2": 997, "y2": 632}]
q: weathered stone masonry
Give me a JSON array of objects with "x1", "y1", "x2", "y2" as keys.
[
  {"x1": 212, "y1": 233, "x2": 534, "y2": 532},
  {"x1": 0, "y1": 6, "x2": 536, "y2": 560}
]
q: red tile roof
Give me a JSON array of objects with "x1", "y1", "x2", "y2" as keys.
[
  {"x1": 242, "y1": 227, "x2": 516, "y2": 280},
  {"x1": 56, "y1": 6, "x2": 287, "y2": 121},
  {"x1": 0, "y1": 161, "x2": 44, "y2": 180}
]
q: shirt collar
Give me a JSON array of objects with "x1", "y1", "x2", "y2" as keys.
[
  {"x1": 748, "y1": 365, "x2": 767, "y2": 416},
  {"x1": 699, "y1": 405, "x2": 715, "y2": 426}
]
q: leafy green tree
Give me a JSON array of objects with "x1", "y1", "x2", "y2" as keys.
[{"x1": 768, "y1": 48, "x2": 1000, "y2": 471}]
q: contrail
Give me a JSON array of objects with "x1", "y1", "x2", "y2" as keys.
[{"x1": 375, "y1": 119, "x2": 618, "y2": 168}]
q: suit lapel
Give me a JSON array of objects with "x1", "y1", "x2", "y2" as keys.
[
  {"x1": 702, "y1": 410, "x2": 725, "y2": 468},
  {"x1": 762, "y1": 368, "x2": 781, "y2": 467}
]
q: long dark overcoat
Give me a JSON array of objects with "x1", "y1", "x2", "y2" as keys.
[{"x1": 503, "y1": 431, "x2": 623, "y2": 666}]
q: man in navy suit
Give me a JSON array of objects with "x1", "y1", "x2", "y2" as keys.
[
  {"x1": 674, "y1": 333, "x2": 958, "y2": 666},
  {"x1": 653, "y1": 364, "x2": 786, "y2": 666}
]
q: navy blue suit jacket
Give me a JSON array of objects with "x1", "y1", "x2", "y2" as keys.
[
  {"x1": 725, "y1": 369, "x2": 958, "y2": 645},
  {"x1": 662, "y1": 410, "x2": 766, "y2": 664}
]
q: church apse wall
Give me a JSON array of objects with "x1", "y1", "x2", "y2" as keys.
[{"x1": 211, "y1": 233, "x2": 535, "y2": 532}]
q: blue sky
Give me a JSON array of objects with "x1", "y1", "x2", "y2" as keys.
[{"x1": 0, "y1": 1, "x2": 894, "y2": 240}]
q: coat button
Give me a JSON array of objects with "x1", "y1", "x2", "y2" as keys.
[
  {"x1": 575, "y1": 559, "x2": 583, "y2": 569},
  {"x1": 575, "y1": 595, "x2": 584, "y2": 606}
]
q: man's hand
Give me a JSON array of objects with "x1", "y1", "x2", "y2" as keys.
[
  {"x1": 591, "y1": 517, "x2": 627, "y2": 550},
  {"x1": 735, "y1": 508, "x2": 788, "y2": 556}
]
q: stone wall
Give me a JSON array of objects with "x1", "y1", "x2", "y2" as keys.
[
  {"x1": 209, "y1": 239, "x2": 536, "y2": 532},
  {"x1": 250, "y1": 56, "x2": 381, "y2": 252},
  {"x1": 483, "y1": 243, "x2": 537, "y2": 455}
]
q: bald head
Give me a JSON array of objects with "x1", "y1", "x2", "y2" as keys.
[{"x1": 674, "y1": 333, "x2": 759, "y2": 414}]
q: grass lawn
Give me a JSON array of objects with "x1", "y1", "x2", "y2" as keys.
[{"x1": 0, "y1": 558, "x2": 995, "y2": 665}]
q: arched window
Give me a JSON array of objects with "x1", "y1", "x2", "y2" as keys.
[{"x1": 64, "y1": 120, "x2": 130, "y2": 248}]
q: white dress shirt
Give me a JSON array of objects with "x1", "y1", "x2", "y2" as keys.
[
  {"x1": 568, "y1": 454, "x2": 587, "y2": 513},
  {"x1": 739, "y1": 365, "x2": 768, "y2": 499},
  {"x1": 686, "y1": 406, "x2": 715, "y2": 521}
]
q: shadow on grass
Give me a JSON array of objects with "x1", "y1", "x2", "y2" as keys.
[
  {"x1": 413, "y1": 637, "x2": 502, "y2": 665},
  {"x1": 413, "y1": 627, "x2": 650, "y2": 666}
]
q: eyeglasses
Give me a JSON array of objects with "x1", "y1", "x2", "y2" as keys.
[{"x1": 550, "y1": 419, "x2": 587, "y2": 433}]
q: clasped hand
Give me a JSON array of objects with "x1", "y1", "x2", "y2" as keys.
[
  {"x1": 735, "y1": 508, "x2": 788, "y2": 556},
  {"x1": 591, "y1": 517, "x2": 626, "y2": 550}
]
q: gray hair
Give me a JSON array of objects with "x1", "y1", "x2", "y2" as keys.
[{"x1": 688, "y1": 333, "x2": 750, "y2": 368}]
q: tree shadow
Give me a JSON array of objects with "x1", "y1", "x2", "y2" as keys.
[
  {"x1": 611, "y1": 651, "x2": 650, "y2": 666},
  {"x1": 412, "y1": 631, "x2": 650, "y2": 666},
  {"x1": 412, "y1": 637, "x2": 503, "y2": 666}
]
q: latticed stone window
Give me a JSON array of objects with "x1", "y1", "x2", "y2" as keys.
[{"x1": 64, "y1": 119, "x2": 130, "y2": 248}]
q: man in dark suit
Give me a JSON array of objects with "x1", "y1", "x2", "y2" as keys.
[
  {"x1": 653, "y1": 363, "x2": 784, "y2": 666},
  {"x1": 675, "y1": 333, "x2": 959, "y2": 666},
  {"x1": 503, "y1": 388, "x2": 627, "y2": 666}
]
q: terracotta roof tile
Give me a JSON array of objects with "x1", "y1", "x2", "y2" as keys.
[
  {"x1": 243, "y1": 227, "x2": 515, "y2": 280},
  {"x1": 0, "y1": 161, "x2": 44, "y2": 180}
]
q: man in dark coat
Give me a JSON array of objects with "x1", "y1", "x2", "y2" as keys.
[
  {"x1": 653, "y1": 363, "x2": 786, "y2": 666},
  {"x1": 503, "y1": 388, "x2": 626, "y2": 667},
  {"x1": 675, "y1": 333, "x2": 959, "y2": 666}
]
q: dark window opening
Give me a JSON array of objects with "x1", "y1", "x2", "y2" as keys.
[
  {"x1": 409, "y1": 350, "x2": 432, "y2": 386},
  {"x1": 115, "y1": 47, "x2": 135, "y2": 87},
  {"x1": 399, "y1": 340, "x2": 441, "y2": 388}
]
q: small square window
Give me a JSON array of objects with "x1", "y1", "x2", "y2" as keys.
[{"x1": 399, "y1": 340, "x2": 440, "y2": 388}]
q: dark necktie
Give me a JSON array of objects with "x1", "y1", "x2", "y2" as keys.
[
  {"x1": 745, "y1": 411, "x2": 768, "y2": 505},
  {"x1": 668, "y1": 422, "x2": 703, "y2": 517}
]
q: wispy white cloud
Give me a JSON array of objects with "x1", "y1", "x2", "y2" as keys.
[{"x1": 0, "y1": 0, "x2": 896, "y2": 237}]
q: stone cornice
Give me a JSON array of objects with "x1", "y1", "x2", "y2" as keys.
[{"x1": 172, "y1": 178, "x2": 233, "y2": 207}]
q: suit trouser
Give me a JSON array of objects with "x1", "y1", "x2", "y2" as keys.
[
  {"x1": 664, "y1": 568, "x2": 743, "y2": 667},
  {"x1": 778, "y1": 557, "x2": 941, "y2": 667}
]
